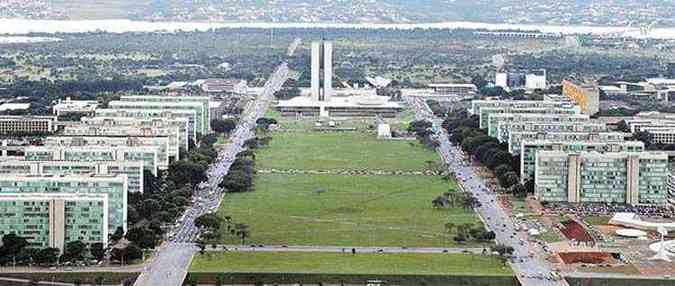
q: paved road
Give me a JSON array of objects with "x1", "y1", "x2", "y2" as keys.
[
  {"x1": 205, "y1": 245, "x2": 488, "y2": 254},
  {"x1": 134, "y1": 57, "x2": 291, "y2": 286},
  {"x1": 287, "y1": 38, "x2": 302, "y2": 56},
  {"x1": 405, "y1": 96, "x2": 568, "y2": 286},
  {"x1": 134, "y1": 243, "x2": 197, "y2": 286}
]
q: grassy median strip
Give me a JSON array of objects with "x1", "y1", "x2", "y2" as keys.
[
  {"x1": 217, "y1": 173, "x2": 480, "y2": 247},
  {"x1": 255, "y1": 132, "x2": 440, "y2": 171},
  {"x1": 190, "y1": 252, "x2": 512, "y2": 276}
]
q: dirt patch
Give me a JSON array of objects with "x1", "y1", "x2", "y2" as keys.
[
  {"x1": 560, "y1": 220, "x2": 594, "y2": 242},
  {"x1": 558, "y1": 252, "x2": 614, "y2": 264}
]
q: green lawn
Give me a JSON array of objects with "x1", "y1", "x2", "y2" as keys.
[
  {"x1": 537, "y1": 229, "x2": 564, "y2": 243},
  {"x1": 584, "y1": 216, "x2": 611, "y2": 226},
  {"x1": 256, "y1": 132, "x2": 440, "y2": 171},
  {"x1": 190, "y1": 252, "x2": 512, "y2": 276},
  {"x1": 217, "y1": 174, "x2": 479, "y2": 247}
]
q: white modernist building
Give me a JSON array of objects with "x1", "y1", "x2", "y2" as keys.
[
  {"x1": 276, "y1": 41, "x2": 403, "y2": 118},
  {"x1": 311, "y1": 41, "x2": 333, "y2": 102}
]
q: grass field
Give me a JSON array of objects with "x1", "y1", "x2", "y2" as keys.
[
  {"x1": 583, "y1": 216, "x2": 611, "y2": 226},
  {"x1": 217, "y1": 173, "x2": 479, "y2": 247},
  {"x1": 190, "y1": 252, "x2": 512, "y2": 276},
  {"x1": 256, "y1": 132, "x2": 440, "y2": 171}
]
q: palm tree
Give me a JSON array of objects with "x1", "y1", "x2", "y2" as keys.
[
  {"x1": 238, "y1": 150, "x2": 256, "y2": 160},
  {"x1": 444, "y1": 222, "x2": 455, "y2": 234},
  {"x1": 424, "y1": 160, "x2": 435, "y2": 172},
  {"x1": 235, "y1": 224, "x2": 250, "y2": 245}
]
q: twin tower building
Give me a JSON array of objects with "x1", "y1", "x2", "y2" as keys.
[{"x1": 311, "y1": 41, "x2": 333, "y2": 102}]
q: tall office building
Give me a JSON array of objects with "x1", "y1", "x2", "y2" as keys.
[
  {"x1": 311, "y1": 41, "x2": 333, "y2": 102},
  {"x1": 0, "y1": 193, "x2": 109, "y2": 250},
  {"x1": 0, "y1": 174, "x2": 128, "y2": 233},
  {"x1": 562, "y1": 79, "x2": 600, "y2": 115},
  {"x1": 535, "y1": 151, "x2": 669, "y2": 205}
]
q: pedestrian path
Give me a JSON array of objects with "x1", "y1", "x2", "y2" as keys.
[{"x1": 204, "y1": 244, "x2": 487, "y2": 254}]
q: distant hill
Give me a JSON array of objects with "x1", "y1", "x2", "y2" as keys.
[{"x1": 1, "y1": 0, "x2": 673, "y2": 27}]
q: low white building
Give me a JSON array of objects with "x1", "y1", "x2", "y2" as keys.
[{"x1": 52, "y1": 97, "x2": 99, "y2": 116}]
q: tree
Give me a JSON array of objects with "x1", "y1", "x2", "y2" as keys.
[
  {"x1": 274, "y1": 87, "x2": 301, "y2": 100},
  {"x1": 235, "y1": 224, "x2": 250, "y2": 245},
  {"x1": 471, "y1": 74, "x2": 488, "y2": 89},
  {"x1": 237, "y1": 150, "x2": 256, "y2": 160},
  {"x1": 111, "y1": 227, "x2": 124, "y2": 242},
  {"x1": 486, "y1": 150, "x2": 512, "y2": 170},
  {"x1": 196, "y1": 240, "x2": 206, "y2": 255},
  {"x1": 220, "y1": 169, "x2": 253, "y2": 193},
  {"x1": 90, "y1": 243, "x2": 105, "y2": 261},
  {"x1": 633, "y1": 131, "x2": 653, "y2": 148},
  {"x1": 407, "y1": 120, "x2": 433, "y2": 135},
  {"x1": 498, "y1": 171, "x2": 520, "y2": 189},
  {"x1": 243, "y1": 138, "x2": 259, "y2": 150},
  {"x1": 0, "y1": 234, "x2": 29, "y2": 260},
  {"x1": 168, "y1": 159, "x2": 208, "y2": 187},
  {"x1": 492, "y1": 245, "x2": 515, "y2": 256},
  {"x1": 479, "y1": 86, "x2": 508, "y2": 97},
  {"x1": 62, "y1": 241, "x2": 88, "y2": 262},
  {"x1": 143, "y1": 170, "x2": 161, "y2": 194},
  {"x1": 494, "y1": 164, "x2": 512, "y2": 178},
  {"x1": 211, "y1": 118, "x2": 237, "y2": 134},
  {"x1": 195, "y1": 213, "x2": 223, "y2": 230},
  {"x1": 617, "y1": 120, "x2": 630, "y2": 132},
  {"x1": 444, "y1": 223, "x2": 455, "y2": 234},
  {"x1": 33, "y1": 247, "x2": 60, "y2": 265},
  {"x1": 453, "y1": 232, "x2": 467, "y2": 244},
  {"x1": 432, "y1": 196, "x2": 449, "y2": 208},
  {"x1": 125, "y1": 227, "x2": 158, "y2": 249},
  {"x1": 256, "y1": 118, "x2": 278, "y2": 131},
  {"x1": 111, "y1": 244, "x2": 143, "y2": 263},
  {"x1": 524, "y1": 179, "x2": 535, "y2": 194},
  {"x1": 510, "y1": 183, "x2": 527, "y2": 198}
]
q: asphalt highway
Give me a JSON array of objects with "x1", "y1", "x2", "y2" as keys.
[
  {"x1": 134, "y1": 61, "x2": 290, "y2": 286},
  {"x1": 405, "y1": 96, "x2": 569, "y2": 286}
]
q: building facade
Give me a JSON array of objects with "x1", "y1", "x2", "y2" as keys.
[
  {"x1": 499, "y1": 122, "x2": 609, "y2": 149},
  {"x1": 535, "y1": 151, "x2": 669, "y2": 205},
  {"x1": 521, "y1": 140, "x2": 644, "y2": 182},
  {"x1": 488, "y1": 113, "x2": 590, "y2": 139},
  {"x1": 562, "y1": 80, "x2": 600, "y2": 115},
  {"x1": 23, "y1": 145, "x2": 160, "y2": 174},
  {"x1": 479, "y1": 106, "x2": 580, "y2": 130},
  {"x1": 311, "y1": 41, "x2": 333, "y2": 101},
  {"x1": 468, "y1": 100, "x2": 574, "y2": 118},
  {"x1": 508, "y1": 131, "x2": 628, "y2": 155},
  {"x1": 0, "y1": 174, "x2": 127, "y2": 233},
  {"x1": 0, "y1": 160, "x2": 144, "y2": 193},
  {"x1": 52, "y1": 98, "x2": 99, "y2": 117},
  {"x1": 0, "y1": 116, "x2": 57, "y2": 135},
  {"x1": 495, "y1": 69, "x2": 546, "y2": 90},
  {"x1": 108, "y1": 101, "x2": 208, "y2": 135},
  {"x1": 81, "y1": 116, "x2": 193, "y2": 147},
  {"x1": 57, "y1": 124, "x2": 181, "y2": 161},
  {"x1": 0, "y1": 193, "x2": 108, "y2": 250},
  {"x1": 427, "y1": 83, "x2": 477, "y2": 96},
  {"x1": 94, "y1": 109, "x2": 197, "y2": 142}
]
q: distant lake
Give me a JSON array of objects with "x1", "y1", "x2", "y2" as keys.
[{"x1": 1, "y1": 18, "x2": 675, "y2": 39}]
